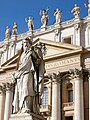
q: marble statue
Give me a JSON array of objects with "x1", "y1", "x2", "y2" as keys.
[
  {"x1": 12, "y1": 22, "x2": 18, "y2": 35},
  {"x1": 5, "y1": 26, "x2": 11, "y2": 39},
  {"x1": 40, "y1": 9, "x2": 49, "y2": 27},
  {"x1": 71, "y1": 4, "x2": 80, "y2": 18},
  {"x1": 12, "y1": 37, "x2": 45, "y2": 114},
  {"x1": 25, "y1": 17, "x2": 34, "y2": 31},
  {"x1": 84, "y1": 1, "x2": 90, "y2": 16},
  {"x1": 54, "y1": 8, "x2": 62, "y2": 23}
]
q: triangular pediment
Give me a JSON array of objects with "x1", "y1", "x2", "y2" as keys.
[
  {"x1": 0, "y1": 38, "x2": 83, "y2": 71},
  {"x1": 0, "y1": 54, "x2": 19, "y2": 72},
  {"x1": 34, "y1": 38, "x2": 83, "y2": 60}
]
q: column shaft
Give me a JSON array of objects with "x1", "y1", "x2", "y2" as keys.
[
  {"x1": 52, "y1": 79, "x2": 61, "y2": 120},
  {"x1": 0, "y1": 88, "x2": 5, "y2": 120},
  {"x1": 74, "y1": 77, "x2": 84, "y2": 120},
  {"x1": 89, "y1": 77, "x2": 90, "y2": 120},
  {"x1": 4, "y1": 84, "x2": 13, "y2": 120}
]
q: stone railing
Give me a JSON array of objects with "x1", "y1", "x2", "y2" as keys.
[
  {"x1": 40, "y1": 105, "x2": 52, "y2": 115},
  {"x1": 63, "y1": 102, "x2": 74, "y2": 111},
  {"x1": 63, "y1": 102, "x2": 74, "y2": 107}
]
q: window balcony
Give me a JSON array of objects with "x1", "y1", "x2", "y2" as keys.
[
  {"x1": 63, "y1": 102, "x2": 74, "y2": 111},
  {"x1": 40, "y1": 105, "x2": 52, "y2": 116}
]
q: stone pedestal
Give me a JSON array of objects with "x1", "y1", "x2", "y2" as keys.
[
  {"x1": 40, "y1": 26, "x2": 47, "y2": 31},
  {"x1": 9, "y1": 113, "x2": 44, "y2": 120}
]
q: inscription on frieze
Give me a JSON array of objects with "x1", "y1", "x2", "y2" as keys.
[{"x1": 45, "y1": 57, "x2": 80, "y2": 69}]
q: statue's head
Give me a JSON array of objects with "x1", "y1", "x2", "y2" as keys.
[
  {"x1": 23, "y1": 37, "x2": 32, "y2": 52},
  {"x1": 74, "y1": 4, "x2": 78, "y2": 7},
  {"x1": 6, "y1": 26, "x2": 9, "y2": 29},
  {"x1": 56, "y1": 8, "x2": 59, "y2": 12}
]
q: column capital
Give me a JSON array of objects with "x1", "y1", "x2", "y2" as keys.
[
  {"x1": 84, "y1": 68, "x2": 90, "y2": 80},
  {"x1": 52, "y1": 72, "x2": 61, "y2": 83},
  {"x1": 0, "y1": 85, "x2": 5, "y2": 95},
  {"x1": 5, "y1": 83, "x2": 14, "y2": 92},
  {"x1": 70, "y1": 68, "x2": 83, "y2": 79}
]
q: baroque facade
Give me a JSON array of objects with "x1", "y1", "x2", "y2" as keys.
[{"x1": 0, "y1": 2, "x2": 90, "y2": 120}]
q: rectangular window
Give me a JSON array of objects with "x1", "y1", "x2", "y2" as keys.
[
  {"x1": 64, "y1": 37, "x2": 71, "y2": 44},
  {"x1": 68, "y1": 90, "x2": 73, "y2": 102},
  {"x1": 41, "y1": 87, "x2": 48, "y2": 105}
]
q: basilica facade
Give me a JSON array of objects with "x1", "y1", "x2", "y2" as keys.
[{"x1": 0, "y1": 2, "x2": 90, "y2": 120}]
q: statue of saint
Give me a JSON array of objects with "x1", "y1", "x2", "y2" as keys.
[
  {"x1": 25, "y1": 17, "x2": 34, "y2": 31},
  {"x1": 12, "y1": 38, "x2": 45, "y2": 114},
  {"x1": 40, "y1": 9, "x2": 49, "y2": 27},
  {"x1": 5, "y1": 26, "x2": 11, "y2": 39},
  {"x1": 84, "y1": 1, "x2": 90, "y2": 16},
  {"x1": 12, "y1": 22, "x2": 18, "y2": 35},
  {"x1": 71, "y1": 4, "x2": 80, "y2": 18},
  {"x1": 54, "y1": 8, "x2": 62, "y2": 23}
]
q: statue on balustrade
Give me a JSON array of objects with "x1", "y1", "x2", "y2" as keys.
[
  {"x1": 25, "y1": 17, "x2": 34, "y2": 31},
  {"x1": 84, "y1": 1, "x2": 90, "y2": 16},
  {"x1": 12, "y1": 37, "x2": 45, "y2": 114},
  {"x1": 12, "y1": 22, "x2": 18, "y2": 36},
  {"x1": 40, "y1": 9, "x2": 49, "y2": 27},
  {"x1": 5, "y1": 26, "x2": 11, "y2": 39},
  {"x1": 54, "y1": 8, "x2": 62, "y2": 23},
  {"x1": 71, "y1": 4, "x2": 80, "y2": 18}
]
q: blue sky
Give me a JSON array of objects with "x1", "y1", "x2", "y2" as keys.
[{"x1": 0, "y1": 0, "x2": 88, "y2": 41}]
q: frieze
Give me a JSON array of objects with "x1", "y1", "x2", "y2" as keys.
[{"x1": 45, "y1": 57, "x2": 80, "y2": 69}]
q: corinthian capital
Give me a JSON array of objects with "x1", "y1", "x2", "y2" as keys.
[
  {"x1": 5, "y1": 82, "x2": 14, "y2": 92},
  {"x1": 52, "y1": 72, "x2": 61, "y2": 82},
  {"x1": 70, "y1": 68, "x2": 83, "y2": 79},
  {"x1": 0, "y1": 85, "x2": 5, "y2": 94}
]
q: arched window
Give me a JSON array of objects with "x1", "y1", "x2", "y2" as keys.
[
  {"x1": 67, "y1": 83, "x2": 73, "y2": 102},
  {"x1": 41, "y1": 87, "x2": 48, "y2": 105}
]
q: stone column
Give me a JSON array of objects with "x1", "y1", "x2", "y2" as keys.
[
  {"x1": 74, "y1": 69, "x2": 84, "y2": 120},
  {"x1": 51, "y1": 72, "x2": 61, "y2": 120},
  {"x1": 0, "y1": 85, "x2": 5, "y2": 120},
  {"x1": 4, "y1": 83, "x2": 14, "y2": 120},
  {"x1": 88, "y1": 72, "x2": 90, "y2": 120}
]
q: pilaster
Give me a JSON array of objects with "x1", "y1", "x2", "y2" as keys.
[{"x1": 54, "y1": 26, "x2": 61, "y2": 42}]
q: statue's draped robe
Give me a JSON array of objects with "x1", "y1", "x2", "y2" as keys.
[
  {"x1": 13, "y1": 50, "x2": 36, "y2": 113},
  {"x1": 31, "y1": 47, "x2": 45, "y2": 94}
]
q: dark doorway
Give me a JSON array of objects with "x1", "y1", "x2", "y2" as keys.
[{"x1": 65, "y1": 116, "x2": 73, "y2": 120}]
